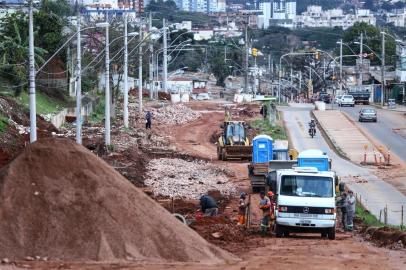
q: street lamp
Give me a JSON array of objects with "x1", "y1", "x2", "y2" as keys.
[
  {"x1": 380, "y1": 31, "x2": 403, "y2": 106},
  {"x1": 28, "y1": 0, "x2": 36, "y2": 142},
  {"x1": 123, "y1": 13, "x2": 139, "y2": 129},
  {"x1": 95, "y1": 21, "x2": 111, "y2": 145}
]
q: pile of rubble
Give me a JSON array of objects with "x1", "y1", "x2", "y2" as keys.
[
  {"x1": 145, "y1": 158, "x2": 236, "y2": 199},
  {"x1": 134, "y1": 104, "x2": 202, "y2": 126}
]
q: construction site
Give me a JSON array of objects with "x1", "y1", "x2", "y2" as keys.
[{"x1": 0, "y1": 91, "x2": 406, "y2": 270}]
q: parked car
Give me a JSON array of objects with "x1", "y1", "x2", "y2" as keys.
[
  {"x1": 319, "y1": 92, "x2": 331, "y2": 104},
  {"x1": 359, "y1": 108, "x2": 377, "y2": 122},
  {"x1": 339, "y1": 95, "x2": 355, "y2": 107},
  {"x1": 334, "y1": 95, "x2": 342, "y2": 104}
]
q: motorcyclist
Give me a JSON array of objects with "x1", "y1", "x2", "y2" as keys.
[{"x1": 308, "y1": 119, "x2": 316, "y2": 137}]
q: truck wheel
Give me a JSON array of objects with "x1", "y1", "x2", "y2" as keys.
[
  {"x1": 327, "y1": 227, "x2": 336, "y2": 240},
  {"x1": 321, "y1": 232, "x2": 327, "y2": 238},
  {"x1": 284, "y1": 230, "x2": 290, "y2": 237},
  {"x1": 275, "y1": 224, "x2": 283, "y2": 238}
]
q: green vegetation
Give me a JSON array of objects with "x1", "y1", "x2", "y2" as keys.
[
  {"x1": 250, "y1": 118, "x2": 287, "y2": 140},
  {"x1": 0, "y1": 115, "x2": 8, "y2": 133},
  {"x1": 356, "y1": 203, "x2": 383, "y2": 228},
  {"x1": 146, "y1": 0, "x2": 217, "y2": 28},
  {"x1": 0, "y1": 0, "x2": 72, "y2": 96},
  {"x1": 88, "y1": 97, "x2": 105, "y2": 124},
  {"x1": 17, "y1": 91, "x2": 66, "y2": 115}
]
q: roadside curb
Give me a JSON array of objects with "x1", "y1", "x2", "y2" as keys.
[
  {"x1": 369, "y1": 103, "x2": 406, "y2": 113},
  {"x1": 310, "y1": 110, "x2": 351, "y2": 162}
]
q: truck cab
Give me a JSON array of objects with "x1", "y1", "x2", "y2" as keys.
[{"x1": 268, "y1": 150, "x2": 337, "y2": 239}]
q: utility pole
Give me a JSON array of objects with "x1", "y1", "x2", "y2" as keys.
[
  {"x1": 138, "y1": 21, "x2": 143, "y2": 114},
  {"x1": 381, "y1": 31, "x2": 385, "y2": 106},
  {"x1": 359, "y1": 33, "x2": 363, "y2": 87},
  {"x1": 28, "y1": 0, "x2": 37, "y2": 143},
  {"x1": 104, "y1": 21, "x2": 110, "y2": 145},
  {"x1": 299, "y1": 70, "x2": 302, "y2": 91},
  {"x1": 339, "y1": 39, "x2": 343, "y2": 94},
  {"x1": 290, "y1": 67, "x2": 293, "y2": 101},
  {"x1": 75, "y1": 13, "x2": 82, "y2": 143},
  {"x1": 163, "y1": 18, "x2": 168, "y2": 93},
  {"x1": 123, "y1": 13, "x2": 129, "y2": 129},
  {"x1": 149, "y1": 12, "x2": 154, "y2": 100},
  {"x1": 244, "y1": 22, "x2": 249, "y2": 93}
]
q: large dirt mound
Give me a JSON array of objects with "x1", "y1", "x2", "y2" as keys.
[{"x1": 0, "y1": 138, "x2": 237, "y2": 263}]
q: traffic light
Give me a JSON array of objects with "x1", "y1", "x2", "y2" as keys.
[
  {"x1": 315, "y1": 51, "x2": 320, "y2": 60},
  {"x1": 252, "y1": 48, "x2": 258, "y2": 57}
]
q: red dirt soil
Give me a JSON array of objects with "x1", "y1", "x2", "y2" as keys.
[{"x1": 0, "y1": 138, "x2": 237, "y2": 263}]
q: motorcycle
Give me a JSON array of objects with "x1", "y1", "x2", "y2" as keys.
[{"x1": 308, "y1": 121, "x2": 316, "y2": 138}]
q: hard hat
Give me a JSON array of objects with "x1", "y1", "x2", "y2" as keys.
[{"x1": 267, "y1": 191, "x2": 274, "y2": 197}]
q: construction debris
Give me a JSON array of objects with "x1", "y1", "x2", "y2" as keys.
[
  {"x1": 145, "y1": 158, "x2": 236, "y2": 199},
  {"x1": 0, "y1": 138, "x2": 237, "y2": 263},
  {"x1": 133, "y1": 104, "x2": 202, "y2": 126}
]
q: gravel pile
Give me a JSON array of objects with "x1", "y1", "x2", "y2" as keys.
[
  {"x1": 135, "y1": 104, "x2": 201, "y2": 125},
  {"x1": 145, "y1": 158, "x2": 236, "y2": 199}
]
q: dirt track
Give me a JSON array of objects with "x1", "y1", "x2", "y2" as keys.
[{"x1": 5, "y1": 101, "x2": 406, "y2": 270}]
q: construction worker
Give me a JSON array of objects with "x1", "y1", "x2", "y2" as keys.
[
  {"x1": 200, "y1": 195, "x2": 218, "y2": 217},
  {"x1": 337, "y1": 191, "x2": 348, "y2": 231},
  {"x1": 145, "y1": 111, "x2": 152, "y2": 129},
  {"x1": 346, "y1": 190, "x2": 356, "y2": 231},
  {"x1": 259, "y1": 191, "x2": 271, "y2": 234},
  {"x1": 267, "y1": 191, "x2": 276, "y2": 226},
  {"x1": 238, "y1": 192, "x2": 248, "y2": 225}
]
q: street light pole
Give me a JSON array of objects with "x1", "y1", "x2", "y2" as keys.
[
  {"x1": 75, "y1": 14, "x2": 82, "y2": 144},
  {"x1": 100, "y1": 22, "x2": 111, "y2": 145},
  {"x1": 381, "y1": 31, "x2": 385, "y2": 106},
  {"x1": 244, "y1": 24, "x2": 249, "y2": 93},
  {"x1": 138, "y1": 22, "x2": 143, "y2": 114},
  {"x1": 339, "y1": 39, "x2": 343, "y2": 93},
  {"x1": 359, "y1": 33, "x2": 363, "y2": 87},
  {"x1": 123, "y1": 13, "x2": 129, "y2": 129},
  {"x1": 163, "y1": 18, "x2": 168, "y2": 93},
  {"x1": 28, "y1": 0, "x2": 37, "y2": 143},
  {"x1": 149, "y1": 12, "x2": 154, "y2": 100}
]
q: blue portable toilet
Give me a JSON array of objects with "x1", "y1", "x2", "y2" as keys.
[
  {"x1": 297, "y1": 149, "x2": 330, "y2": 171},
  {"x1": 252, "y1": 135, "x2": 273, "y2": 164}
]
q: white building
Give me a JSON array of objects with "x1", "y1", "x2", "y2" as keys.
[
  {"x1": 386, "y1": 9, "x2": 406, "y2": 27},
  {"x1": 259, "y1": 2, "x2": 272, "y2": 29},
  {"x1": 355, "y1": 9, "x2": 376, "y2": 26},
  {"x1": 272, "y1": 0, "x2": 296, "y2": 20},
  {"x1": 296, "y1": 6, "x2": 376, "y2": 29},
  {"x1": 172, "y1": 21, "x2": 192, "y2": 31},
  {"x1": 396, "y1": 44, "x2": 406, "y2": 82}
]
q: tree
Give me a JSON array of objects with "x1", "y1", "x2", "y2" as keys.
[
  {"x1": 0, "y1": 13, "x2": 47, "y2": 95},
  {"x1": 208, "y1": 46, "x2": 230, "y2": 86},
  {"x1": 342, "y1": 22, "x2": 396, "y2": 66}
]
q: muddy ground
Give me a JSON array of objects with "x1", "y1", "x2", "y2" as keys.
[{"x1": 1, "y1": 99, "x2": 405, "y2": 270}]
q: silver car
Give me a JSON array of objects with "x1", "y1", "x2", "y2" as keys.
[{"x1": 359, "y1": 108, "x2": 377, "y2": 122}]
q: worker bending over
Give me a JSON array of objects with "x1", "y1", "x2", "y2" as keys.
[
  {"x1": 238, "y1": 192, "x2": 249, "y2": 225},
  {"x1": 200, "y1": 195, "x2": 218, "y2": 217}
]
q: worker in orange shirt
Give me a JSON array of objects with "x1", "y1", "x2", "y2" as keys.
[
  {"x1": 238, "y1": 192, "x2": 249, "y2": 225},
  {"x1": 259, "y1": 191, "x2": 271, "y2": 234}
]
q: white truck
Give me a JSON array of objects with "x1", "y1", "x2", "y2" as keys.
[{"x1": 268, "y1": 150, "x2": 337, "y2": 240}]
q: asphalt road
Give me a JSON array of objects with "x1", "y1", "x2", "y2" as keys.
[
  {"x1": 338, "y1": 105, "x2": 406, "y2": 163},
  {"x1": 280, "y1": 104, "x2": 406, "y2": 226}
]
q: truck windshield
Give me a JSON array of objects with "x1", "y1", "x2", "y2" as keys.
[{"x1": 280, "y1": 175, "x2": 333, "y2": 198}]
